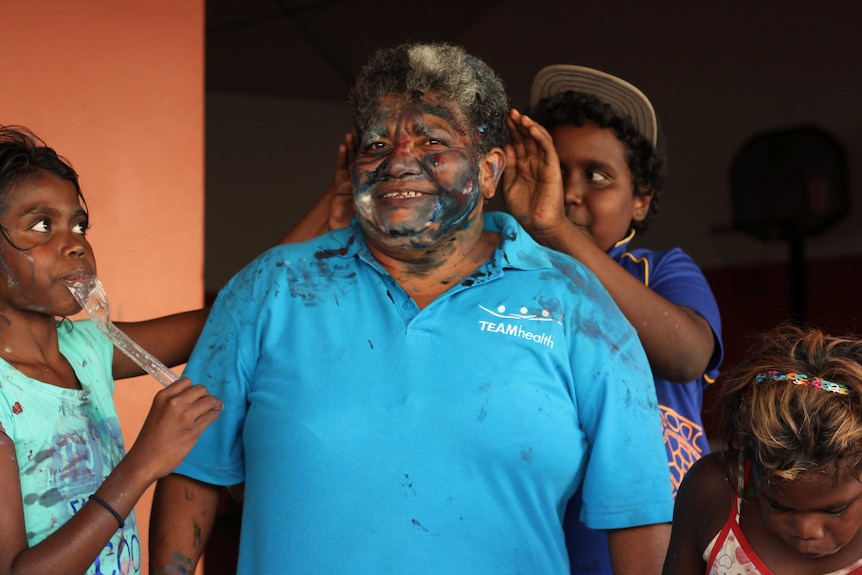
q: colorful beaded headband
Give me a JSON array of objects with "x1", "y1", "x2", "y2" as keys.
[{"x1": 755, "y1": 370, "x2": 854, "y2": 396}]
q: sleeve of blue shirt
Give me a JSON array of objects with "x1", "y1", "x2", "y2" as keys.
[
  {"x1": 174, "y1": 261, "x2": 263, "y2": 486},
  {"x1": 568, "y1": 280, "x2": 675, "y2": 530},
  {"x1": 647, "y1": 248, "x2": 724, "y2": 375}
]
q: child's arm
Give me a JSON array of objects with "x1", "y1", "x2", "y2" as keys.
[
  {"x1": 503, "y1": 109, "x2": 715, "y2": 383},
  {"x1": 0, "y1": 379, "x2": 221, "y2": 573},
  {"x1": 607, "y1": 523, "x2": 671, "y2": 575},
  {"x1": 662, "y1": 454, "x2": 726, "y2": 574},
  {"x1": 149, "y1": 473, "x2": 222, "y2": 574},
  {"x1": 279, "y1": 131, "x2": 356, "y2": 244},
  {"x1": 113, "y1": 308, "x2": 209, "y2": 380}
]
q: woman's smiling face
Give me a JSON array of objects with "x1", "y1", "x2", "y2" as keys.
[{"x1": 352, "y1": 91, "x2": 484, "y2": 251}]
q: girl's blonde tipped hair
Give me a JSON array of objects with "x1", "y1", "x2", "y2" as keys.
[{"x1": 720, "y1": 323, "x2": 862, "y2": 482}]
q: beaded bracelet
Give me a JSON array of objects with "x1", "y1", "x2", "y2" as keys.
[{"x1": 89, "y1": 494, "x2": 125, "y2": 529}]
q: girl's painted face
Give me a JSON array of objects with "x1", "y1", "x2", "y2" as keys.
[
  {"x1": 754, "y1": 466, "x2": 862, "y2": 559},
  {"x1": 549, "y1": 123, "x2": 651, "y2": 252},
  {"x1": 0, "y1": 171, "x2": 95, "y2": 318},
  {"x1": 352, "y1": 92, "x2": 484, "y2": 251}
]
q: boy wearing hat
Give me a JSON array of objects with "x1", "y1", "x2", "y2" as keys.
[{"x1": 503, "y1": 66, "x2": 723, "y2": 574}]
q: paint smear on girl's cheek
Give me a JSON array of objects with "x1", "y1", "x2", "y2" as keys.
[{"x1": 0, "y1": 250, "x2": 35, "y2": 293}]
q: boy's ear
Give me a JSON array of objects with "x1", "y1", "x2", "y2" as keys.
[{"x1": 632, "y1": 187, "x2": 654, "y2": 222}]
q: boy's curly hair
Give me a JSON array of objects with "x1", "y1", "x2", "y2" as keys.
[{"x1": 529, "y1": 91, "x2": 666, "y2": 234}]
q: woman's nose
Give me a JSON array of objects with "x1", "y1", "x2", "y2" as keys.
[{"x1": 380, "y1": 139, "x2": 422, "y2": 179}]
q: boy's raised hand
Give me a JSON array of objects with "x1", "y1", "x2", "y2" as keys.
[
  {"x1": 127, "y1": 378, "x2": 222, "y2": 481},
  {"x1": 502, "y1": 109, "x2": 570, "y2": 243},
  {"x1": 278, "y1": 131, "x2": 356, "y2": 244},
  {"x1": 327, "y1": 131, "x2": 357, "y2": 231}
]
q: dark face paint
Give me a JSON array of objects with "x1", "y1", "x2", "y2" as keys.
[{"x1": 352, "y1": 92, "x2": 482, "y2": 251}]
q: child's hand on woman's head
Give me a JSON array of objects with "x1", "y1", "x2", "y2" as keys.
[
  {"x1": 278, "y1": 131, "x2": 356, "y2": 245},
  {"x1": 127, "y1": 378, "x2": 223, "y2": 481},
  {"x1": 328, "y1": 131, "x2": 357, "y2": 231},
  {"x1": 502, "y1": 108, "x2": 570, "y2": 242}
]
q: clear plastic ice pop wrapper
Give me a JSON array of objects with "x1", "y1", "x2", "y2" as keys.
[{"x1": 64, "y1": 276, "x2": 179, "y2": 387}]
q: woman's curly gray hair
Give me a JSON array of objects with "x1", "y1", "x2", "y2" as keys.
[{"x1": 349, "y1": 43, "x2": 510, "y2": 154}]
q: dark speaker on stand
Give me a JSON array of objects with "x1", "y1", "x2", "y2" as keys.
[{"x1": 728, "y1": 125, "x2": 849, "y2": 323}]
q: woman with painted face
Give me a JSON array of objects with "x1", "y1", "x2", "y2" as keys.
[
  {"x1": 664, "y1": 323, "x2": 862, "y2": 574},
  {"x1": 0, "y1": 126, "x2": 222, "y2": 575},
  {"x1": 150, "y1": 43, "x2": 673, "y2": 575}
]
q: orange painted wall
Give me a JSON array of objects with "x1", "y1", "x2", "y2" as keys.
[{"x1": 2, "y1": 2, "x2": 204, "y2": 573}]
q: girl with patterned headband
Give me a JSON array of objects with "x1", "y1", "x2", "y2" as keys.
[{"x1": 664, "y1": 323, "x2": 862, "y2": 574}]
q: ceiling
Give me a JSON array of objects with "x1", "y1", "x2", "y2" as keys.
[
  {"x1": 206, "y1": 0, "x2": 504, "y2": 102},
  {"x1": 205, "y1": 0, "x2": 860, "y2": 116}
]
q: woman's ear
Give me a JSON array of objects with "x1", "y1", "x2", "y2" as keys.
[{"x1": 480, "y1": 147, "x2": 507, "y2": 200}]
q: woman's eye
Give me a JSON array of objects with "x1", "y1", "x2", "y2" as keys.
[
  {"x1": 426, "y1": 138, "x2": 444, "y2": 146},
  {"x1": 363, "y1": 141, "x2": 388, "y2": 153},
  {"x1": 73, "y1": 221, "x2": 89, "y2": 235},
  {"x1": 29, "y1": 219, "x2": 50, "y2": 233}
]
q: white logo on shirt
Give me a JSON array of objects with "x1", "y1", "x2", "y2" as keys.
[{"x1": 478, "y1": 305, "x2": 558, "y2": 348}]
